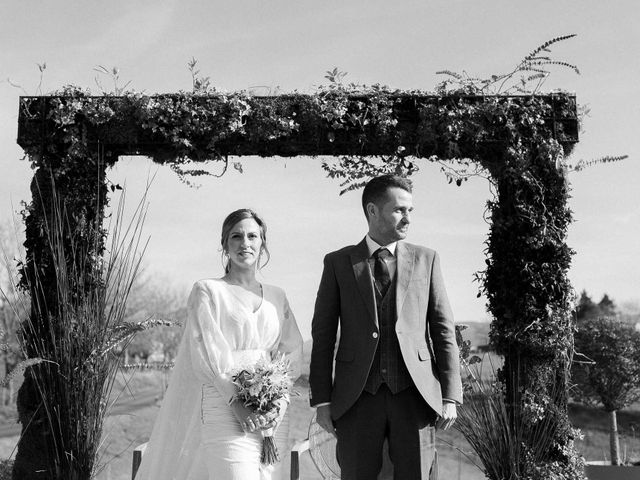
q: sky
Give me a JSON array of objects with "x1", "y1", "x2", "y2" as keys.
[{"x1": 1, "y1": 0, "x2": 638, "y2": 340}]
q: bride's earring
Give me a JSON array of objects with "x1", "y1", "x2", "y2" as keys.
[{"x1": 222, "y1": 250, "x2": 230, "y2": 272}]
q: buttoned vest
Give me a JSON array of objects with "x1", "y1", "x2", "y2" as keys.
[{"x1": 363, "y1": 271, "x2": 413, "y2": 394}]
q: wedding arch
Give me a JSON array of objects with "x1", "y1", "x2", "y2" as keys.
[{"x1": 14, "y1": 64, "x2": 583, "y2": 478}]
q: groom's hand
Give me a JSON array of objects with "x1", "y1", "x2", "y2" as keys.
[
  {"x1": 436, "y1": 402, "x2": 457, "y2": 430},
  {"x1": 316, "y1": 404, "x2": 336, "y2": 437}
]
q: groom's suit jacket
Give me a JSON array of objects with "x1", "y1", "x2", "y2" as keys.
[{"x1": 309, "y1": 238, "x2": 463, "y2": 420}]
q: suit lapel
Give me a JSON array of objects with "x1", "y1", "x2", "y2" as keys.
[
  {"x1": 350, "y1": 239, "x2": 378, "y2": 328},
  {"x1": 396, "y1": 242, "x2": 415, "y2": 316}
]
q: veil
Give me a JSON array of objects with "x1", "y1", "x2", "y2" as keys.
[{"x1": 133, "y1": 317, "x2": 209, "y2": 479}]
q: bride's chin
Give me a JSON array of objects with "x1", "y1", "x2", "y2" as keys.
[{"x1": 230, "y1": 260, "x2": 258, "y2": 270}]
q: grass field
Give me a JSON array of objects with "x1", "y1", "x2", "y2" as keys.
[
  {"x1": 1, "y1": 327, "x2": 639, "y2": 478},
  {"x1": 78, "y1": 372, "x2": 640, "y2": 479}
]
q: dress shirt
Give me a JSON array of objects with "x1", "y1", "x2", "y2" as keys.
[{"x1": 365, "y1": 235, "x2": 397, "y2": 279}]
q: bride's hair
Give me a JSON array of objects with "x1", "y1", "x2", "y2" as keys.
[{"x1": 220, "y1": 208, "x2": 270, "y2": 273}]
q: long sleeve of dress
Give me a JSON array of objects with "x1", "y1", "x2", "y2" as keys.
[
  {"x1": 185, "y1": 281, "x2": 237, "y2": 401},
  {"x1": 274, "y1": 292, "x2": 304, "y2": 382},
  {"x1": 135, "y1": 281, "x2": 230, "y2": 480}
]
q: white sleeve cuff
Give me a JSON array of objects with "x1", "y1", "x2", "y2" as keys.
[{"x1": 213, "y1": 373, "x2": 238, "y2": 403}]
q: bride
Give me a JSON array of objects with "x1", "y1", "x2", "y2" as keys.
[{"x1": 135, "y1": 208, "x2": 303, "y2": 480}]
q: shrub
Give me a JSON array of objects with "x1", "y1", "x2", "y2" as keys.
[
  {"x1": 572, "y1": 316, "x2": 640, "y2": 465},
  {"x1": 455, "y1": 326, "x2": 584, "y2": 480}
]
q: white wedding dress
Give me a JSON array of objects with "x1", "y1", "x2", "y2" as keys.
[{"x1": 135, "y1": 279, "x2": 303, "y2": 480}]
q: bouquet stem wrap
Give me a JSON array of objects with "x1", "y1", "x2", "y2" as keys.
[{"x1": 260, "y1": 427, "x2": 279, "y2": 465}]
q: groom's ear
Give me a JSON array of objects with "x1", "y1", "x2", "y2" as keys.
[{"x1": 365, "y1": 202, "x2": 377, "y2": 220}]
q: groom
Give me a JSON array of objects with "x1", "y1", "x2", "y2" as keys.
[{"x1": 309, "y1": 175, "x2": 462, "y2": 480}]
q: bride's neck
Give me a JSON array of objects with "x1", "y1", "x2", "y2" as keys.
[{"x1": 223, "y1": 268, "x2": 258, "y2": 288}]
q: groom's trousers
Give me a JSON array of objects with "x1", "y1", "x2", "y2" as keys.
[{"x1": 335, "y1": 384, "x2": 438, "y2": 480}]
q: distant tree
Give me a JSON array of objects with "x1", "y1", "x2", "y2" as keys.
[
  {"x1": 0, "y1": 219, "x2": 26, "y2": 406},
  {"x1": 598, "y1": 293, "x2": 617, "y2": 318},
  {"x1": 572, "y1": 317, "x2": 640, "y2": 465},
  {"x1": 123, "y1": 272, "x2": 186, "y2": 363},
  {"x1": 576, "y1": 290, "x2": 618, "y2": 321},
  {"x1": 125, "y1": 328, "x2": 155, "y2": 362},
  {"x1": 152, "y1": 316, "x2": 185, "y2": 362},
  {"x1": 576, "y1": 290, "x2": 598, "y2": 321}
]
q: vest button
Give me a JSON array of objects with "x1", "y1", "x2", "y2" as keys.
[{"x1": 372, "y1": 332, "x2": 378, "y2": 338}]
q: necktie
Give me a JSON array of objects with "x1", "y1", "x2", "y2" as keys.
[{"x1": 373, "y1": 248, "x2": 391, "y2": 296}]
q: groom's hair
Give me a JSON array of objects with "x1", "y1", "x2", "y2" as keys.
[{"x1": 362, "y1": 175, "x2": 413, "y2": 219}]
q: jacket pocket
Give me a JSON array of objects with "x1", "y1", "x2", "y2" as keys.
[
  {"x1": 335, "y1": 348, "x2": 354, "y2": 362},
  {"x1": 418, "y1": 347, "x2": 431, "y2": 361}
]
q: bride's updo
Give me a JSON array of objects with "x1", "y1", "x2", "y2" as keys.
[{"x1": 220, "y1": 208, "x2": 270, "y2": 273}]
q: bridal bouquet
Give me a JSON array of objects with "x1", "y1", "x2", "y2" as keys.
[{"x1": 231, "y1": 353, "x2": 296, "y2": 465}]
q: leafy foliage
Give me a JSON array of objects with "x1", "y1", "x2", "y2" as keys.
[
  {"x1": 456, "y1": 368, "x2": 584, "y2": 480},
  {"x1": 572, "y1": 317, "x2": 640, "y2": 412},
  {"x1": 456, "y1": 326, "x2": 585, "y2": 480},
  {"x1": 93, "y1": 65, "x2": 132, "y2": 95},
  {"x1": 8, "y1": 180, "x2": 177, "y2": 479},
  {"x1": 569, "y1": 155, "x2": 629, "y2": 172},
  {"x1": 572, "y1": 316, "x2": 640, "y2": 465},
  {"x1": 435, "y1": 34, "x2": 579, "y2": 95},
  {"x1": 17, "y1": 55, "x2": 580, "y2": 192}
]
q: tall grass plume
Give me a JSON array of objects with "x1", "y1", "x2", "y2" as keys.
[
  {"x1": 1, "y1": 179, "x2": 177, "y2": 478},
  {"x1": 454, "y1": 325, "x2": 583, "y2": 480}
]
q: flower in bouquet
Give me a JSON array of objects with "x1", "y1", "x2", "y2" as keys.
[{"x1": 231, "y1": 352, "x2": 297, "y2": 465}]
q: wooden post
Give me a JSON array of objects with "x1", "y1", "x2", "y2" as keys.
[
  {"x1": 290, "y1": 439, "x2": 309, "y2": 480},
  {"x1": 610, "y1": 410, "x2": 621, "y2": 465},
  {"x1": 131, "y1": 443, "x2": 147, "y2": 480}
]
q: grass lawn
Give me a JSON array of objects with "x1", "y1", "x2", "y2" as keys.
[
  {"x1": 89, "y1": 342, "x2": 640, "y2": 479},
  {"x1": 0, "y1": 337, "x2": 638, "y2": 479},
  {"x1": 1, "y1": 385, "x2": 638, "y2": 479},
  {"x1": 570, "y1": 403, "x2": 640, "y2": 464}
]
